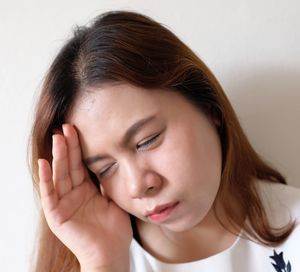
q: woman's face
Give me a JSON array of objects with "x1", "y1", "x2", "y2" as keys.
[{"x1": 68, "y1": 83, "x2": 222, "y2": 232}]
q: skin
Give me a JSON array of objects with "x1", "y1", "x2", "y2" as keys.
[
  {"x1": 38, "y1": 130, "x2": 132, "y2": 271},
  {"x1": 38, "y1": 82, "x2": 238, "y2": 269}
]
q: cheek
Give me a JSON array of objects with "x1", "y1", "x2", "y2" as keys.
[
  {"x1": 100, "y1": 175, "x2": 141, "y2": 213},
  {"x1": 101, "y1": 181, "x2": 125, "y2": 201},
  {"x1": 155, "y1": 130, "x2": 198, "y2": 173},
  {"x1": 101, "y1": 184, "x2": 133, "y2": 213},
  {"x1": 160, "y1": 128, "x2": 222, "y2": 190}
]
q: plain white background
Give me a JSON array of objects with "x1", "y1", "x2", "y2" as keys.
[{"x1": 0, "y1": 0, "x2": 299, "y2": 271}]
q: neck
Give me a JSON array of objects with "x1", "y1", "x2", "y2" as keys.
[{"x1": 136, "y1": 202, "x2": 241, "y2": 263}]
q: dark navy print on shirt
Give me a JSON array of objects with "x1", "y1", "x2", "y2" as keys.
[{"x1": 270, "y1": 250, "x2": 292, "y2": 272}]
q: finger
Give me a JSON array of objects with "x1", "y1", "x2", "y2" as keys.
[
  {"x1": 52, "y1": 134, "x2": 73, "y2": 198},
  {"x1": 62, "y1": 124, "x2": 86, "y2": 187},
  {"x1": 38, "y1": 159, "x2": 58, "y2": 212}
]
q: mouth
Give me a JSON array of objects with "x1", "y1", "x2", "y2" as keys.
[{"x1": 145, "y1": 201, "x2": 179, "y2": 223}]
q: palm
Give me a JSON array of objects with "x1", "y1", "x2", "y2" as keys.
[{"x1": 38, "y1": 124, "x2": 132, "y2": 268}]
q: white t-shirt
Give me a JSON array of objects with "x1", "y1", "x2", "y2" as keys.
[{"x1": 129, "y1": 181, "x2": 300, "y2": 271}]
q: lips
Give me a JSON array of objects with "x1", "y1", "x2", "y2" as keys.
[{"x1": 145, "y1": 201, "x2": 179, "y2": 222}]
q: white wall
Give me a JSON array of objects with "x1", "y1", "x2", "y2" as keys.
[{"x1": 0, "y1": 0, "x2": 299, "y2": 271}]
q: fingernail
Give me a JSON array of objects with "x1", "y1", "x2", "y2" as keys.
[
  {"x1": 38, "y1": 159, "x2": 42, "y2": 168},
  {"x1": 62, "y1": 123, "x2": 68, "y2": 134}
]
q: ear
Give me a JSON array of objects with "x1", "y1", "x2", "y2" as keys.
[
  {"x1": 203, "y1": 104, "x2": 222, "y2": 128},
  {"x1": 212, "y1": 116, "x2": 221, "y2": 127},
  {"x1": 206, "y1": 108, "x2": 221, "y2": 128}
]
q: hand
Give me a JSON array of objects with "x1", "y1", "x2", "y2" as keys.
[{"x1": 38, "y1": 124, "x2": 132, "y2": 270}]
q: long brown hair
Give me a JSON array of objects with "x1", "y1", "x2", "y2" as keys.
[{"x1": 29, "y1": 10, "x2": 296, "y2": 272}]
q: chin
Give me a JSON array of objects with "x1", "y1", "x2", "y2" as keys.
[{"x1": 160, "y1": 214, "x2": 206, "y2": 233}]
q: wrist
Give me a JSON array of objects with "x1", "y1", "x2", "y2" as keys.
[{"x1": 79, "y1": 245, "x2": 130, "y2": 272}]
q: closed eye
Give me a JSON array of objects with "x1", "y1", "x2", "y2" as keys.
[
  {"x1": 99, "y1": 163, "x2": 116, "y2": 178},
  {"x1": 136, "y1": 133, "x2": 161, "y2": 150},
  {"x1": 98, "y1": 131, "x2": 163, "y2": 178}
]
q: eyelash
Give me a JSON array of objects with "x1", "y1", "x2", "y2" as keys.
[
  {"x1": 136, "y1": 133, "x2": 161, "y2": 150},
  {"x1": 99, "y1": 163, "x2": 116, "y2": 178},
  {"x1": 98, "y1": 133, "x2": 161, "y2": 178}
]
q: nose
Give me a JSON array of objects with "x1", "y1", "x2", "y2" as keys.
[{"x1": 123, "y1": 159, "x2": 162, "y2": 199}]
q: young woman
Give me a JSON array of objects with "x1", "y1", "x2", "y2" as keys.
[{"x1": 29, "y1": 10, "x2": 300, "y2": 272}]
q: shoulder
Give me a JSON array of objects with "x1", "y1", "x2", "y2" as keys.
[
  {"x1": 255, "y1": 180, "x2": 300, "y2": 226},
  {"x1": 129, "y1": 239, "x2": 153, "y2": 272}
]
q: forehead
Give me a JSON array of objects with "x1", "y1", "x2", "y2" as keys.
[
  {"x1": 69, "y1": 83, "x2": 171, "y2": 125},
  {"x1": 67, "y1": 83, "x2": 178, "y2": 156}
]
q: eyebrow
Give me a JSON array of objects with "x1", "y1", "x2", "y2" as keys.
[{"x1": 83, "y1": 114, "x2": 157, "y2": 166}]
